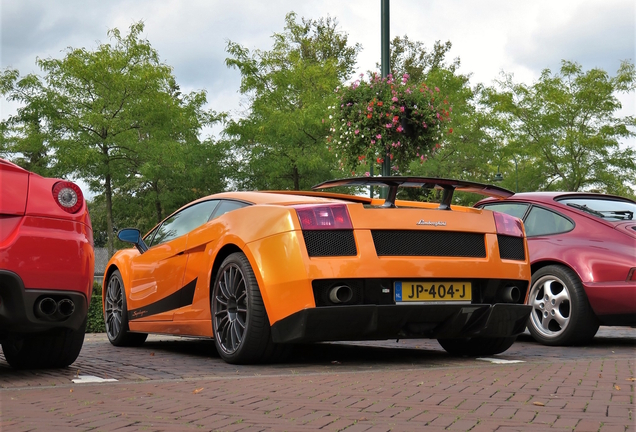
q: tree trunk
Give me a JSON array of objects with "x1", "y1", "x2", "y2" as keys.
[
  {"x1": 292, "y1": 165, "x2": 300, "y2": 191},
  {"x1": 104, "y1": 171, "x2": 115, "y2": 257},
  {"x1": 153, "y1": 181, "x2": 163, "y2": 223}
]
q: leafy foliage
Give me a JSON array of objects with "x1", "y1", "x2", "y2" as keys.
[
  {"x1": 1, "y1": 23, "x2": 225, "y2": 254},
  {"x1": 224, "y1": 12, "x2": 361, "y2": 190},
  {"x1": 483, "y1": 60, "x2": 636, "y2": 195}
]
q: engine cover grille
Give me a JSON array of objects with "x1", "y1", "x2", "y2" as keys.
[
  {"x1": 497, "y1": 235, "x2": 526, "y2": 261},
  {"x1": 303, "y1": 230, "x2": 357, "y2": 257},
  {"x1": 371, "y1": 230, "x2": 486, "y2": 257}
]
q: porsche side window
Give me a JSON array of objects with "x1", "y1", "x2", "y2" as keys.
[
  {"x1": 481, "y1": 203, "x2": 529, "y2": 220},
  {"x1": 150, "y1": 200, "x2": 220, "y2": 246},
  {"x1": 524, "y1": 206, "x2": 574, "y2": 237},
  {"x1": 210, "y1": 200, "x2": 249, "y2": 220}
]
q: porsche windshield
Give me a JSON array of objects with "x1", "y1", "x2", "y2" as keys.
[{"x1": 558, "y1": 197, "x2": 636, "y2": 221}]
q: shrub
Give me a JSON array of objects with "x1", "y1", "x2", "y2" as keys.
[{"x1": 86, "y1": 295, "x2": 106, "y2": 333}]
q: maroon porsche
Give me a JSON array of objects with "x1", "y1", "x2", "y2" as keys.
[{"x1": 476, "y1": 192, "x2": 636, "y2": 346}]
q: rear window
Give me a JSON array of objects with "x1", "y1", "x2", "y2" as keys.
[{"x1": 557, "y1": 197, "x2": 636, "y2": 221}]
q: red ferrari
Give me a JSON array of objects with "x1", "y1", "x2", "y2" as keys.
[
  {"x1": 0, "y1": 159, "x2": 94, "y2": 368},
  {"x1": 476, "y1": 192, "x2": 636, "y2": 345}
]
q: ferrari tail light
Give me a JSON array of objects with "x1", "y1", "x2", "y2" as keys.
[
  {"x1": 493, "y1": 211, "x2": 524, "y2": 237},
  {"x1": 293, "y1": 204, "x2": 353, "y2": 230},
  {"x1": 52, "y1": 181, "x2": 83, "y2": 213}
]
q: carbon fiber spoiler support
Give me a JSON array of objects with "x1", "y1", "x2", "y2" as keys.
[{"x1": 312, "y1": 176, "x2": 514, "y2": 210}]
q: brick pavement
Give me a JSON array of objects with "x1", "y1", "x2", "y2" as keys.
[{"x1": 0, "y1": 328, "x2": 634, "y2": 431}]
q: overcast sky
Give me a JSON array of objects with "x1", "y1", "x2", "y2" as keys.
[{"x1": 1, "y1": 0, "x2": 635, "y2": 140}]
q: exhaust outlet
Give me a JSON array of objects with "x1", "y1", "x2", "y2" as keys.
[
  {"x1": 37, "y1": 297, "x2": 57, "y2": 317},
  {"x1": 502, "y1": 286, "x2": 521, "y2": 303},
  {"x1": 329, "y1": 285, "x2": 353, "y2": 304},
  {"x1": 57, "y1": 299, "x2": 75, "y2": 317}
]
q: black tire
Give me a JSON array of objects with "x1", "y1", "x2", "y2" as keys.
[
  {"x1": 2, "y1": 320, "x2": 86, "y2": 369},
  {"x1": 438, "y1": 336, "x2": 517, "y2": 357},
  {"x1": 211, "y1": 252, "x2": 287, "y2": 364},
  {"x1": 527, "y1": 265, "x2": 599, "y2": 346},
  {"x1": 105, "y1": 270, "x2": 148, "y2": 347}
]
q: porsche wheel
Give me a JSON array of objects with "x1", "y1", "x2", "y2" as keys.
[
  {"x1": 2, "y1": 320, "x2": 86, "y2": 369},
  {"x1": 437, "y1": 336, "x2": 517, "y2": 357},
  {"x1": 212, "y1": 252, "x2": 283, "y2": 364},
  {"x1": 105, "y1": 270, "x2": 147, "y2": 347},
  {"x1": 527, "y1": 265, "x2": 599, "y2": 346}
]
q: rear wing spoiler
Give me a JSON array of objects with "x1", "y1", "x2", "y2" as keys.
[{"x1": 312, "y1": 176, "x2": 514, "y2": 210}]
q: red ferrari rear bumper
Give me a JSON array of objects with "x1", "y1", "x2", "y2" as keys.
[
  {"x1": 0, "y1": 215, "x2": 94, "y2": 294},
  {"x1": 584, "y1": 281, "x2": 636, "y2": 323},
  {"x1": 0, "y1": 215, "x2": 93, "y2": 337}
]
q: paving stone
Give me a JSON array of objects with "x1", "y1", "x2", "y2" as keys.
[{"x1": 0, "y1": 328, "x2": 633, "y2": 431}]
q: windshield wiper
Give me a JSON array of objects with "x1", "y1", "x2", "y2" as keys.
[
  {"x1": 566, "y1": 203, "x2": 605, "y2": 218},
  {"x1": 599, "y1": 210, "x2": 634, "y2": 220},
  {"x1": 566, "y1": 203, "x2": 634, "y2": 220}
]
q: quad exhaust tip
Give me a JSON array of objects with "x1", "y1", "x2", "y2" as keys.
[
  {"x1": 329, "y1": 285, "x2": 353, "y2": 304},
  {"x1": 37, "y1": 297, "x2": 57, "y2": 316},
  {"x1": 57, "y1": 299, "x2": 75, "y2": 317},
  {"x1": 35, "y1": 297, "x2": 75, "y2": 319}
]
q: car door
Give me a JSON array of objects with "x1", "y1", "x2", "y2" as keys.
[
  {"x1": 126, "y1": 200, "x2": 220, "y2": 321},
  {"x1": 174, "y1": 200, "x2": 251, "y2": 322}
]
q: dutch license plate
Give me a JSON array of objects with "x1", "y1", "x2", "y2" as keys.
[{"x1": 395, "y1": 281, "x2": 472, "y2": 302}]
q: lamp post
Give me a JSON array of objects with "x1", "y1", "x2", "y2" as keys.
[{"x1": 379, "y1": 0, "x2": 391, "y2": 199}]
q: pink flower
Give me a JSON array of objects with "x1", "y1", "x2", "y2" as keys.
[
  {"x1": 422, "y1": 122, "x2": 427, "y2": 128},
  {"x1": 354, "y1": 129, "x2": 360, "y2": 135},
  {"x1": 392, "y1": 97, "x2": 398, "y2": 102},
  {"x1": 371, "y1": 139, "x2": 376, "y2": 144},
  {"x1": 402, "y1": 73, "x2": 409, "y2": 83},
  {"x1": 385, "y1": 124, "x2": 393, "y2": 128},
  {"x1": 367, "y1": 106, "x2": 373, "y2": 112},
  {"x1": 400, "y1": 106, "x2": 405, "y2": 112},
  {"x1": 405, "y1": 88, "x2": 412, "y2": 94},
  {"x1": 364, "y1": 171, "x2": 370, "y2": 177},
  {"x1": 376, "y1": 134, "x2": 382, "y2": 139},
  {"x1": 435, "y1": 87, "x2": 440, "y2": 92},
  {"x1": 347, "y1": 121, "x2": 352, "y2": 126},
  {"x1": 396, "y1": 125, "x2": 403, "y2": 133},
  {"x1": 436, "y1": 113, "x2": 441, "y2": 119}
]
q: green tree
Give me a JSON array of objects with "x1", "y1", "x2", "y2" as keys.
[
  {"x1": 1, "y1": 23, "x2": 221, "y2": 255},
  {"x1": 224, "y1": 12, "x2": 360, "y2": 190},
  {"x1": 483, "y1": 60, "x2": 636, "y2": 195}
]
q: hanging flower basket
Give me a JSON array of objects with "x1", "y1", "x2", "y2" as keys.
[{"x1": 328, "y1": 73, "x2": 451, "y2": 174}]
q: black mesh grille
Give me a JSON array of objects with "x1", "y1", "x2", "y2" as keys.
[
  {"x1": 497, "y1": 235, "x2": 526, "y2": 261},
  {"x1": 371, "y1": 230, "x2": 486, "y2": 257},
  {"x1": 303, "y1": 230, "x2": 357, "y2": 257}
]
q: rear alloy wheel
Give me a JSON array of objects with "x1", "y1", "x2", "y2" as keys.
[
  {"x1": 527, "y1": 265, "x2": 598, "y2": 346},
  {"x1": 105, "y1": 270, "x2": 147, "y2": 347},
  {"x1": 438, "y1": 336, "x2": 517, "y2": 357},
  {"x1": 2, "y1": 320, "x2": 86, "y2": 369},
  {"x1": 212, "y1": 252, "x2": 286, "y2": 364}
]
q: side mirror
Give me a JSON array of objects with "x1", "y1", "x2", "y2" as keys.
[{"x1": 117, "y1": 228, "x2": 148, "y2": 253}]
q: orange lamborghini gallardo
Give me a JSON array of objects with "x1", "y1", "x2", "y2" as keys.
[{"x1": 103, "y1": 177, "x2": 532, "y2": 364}]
